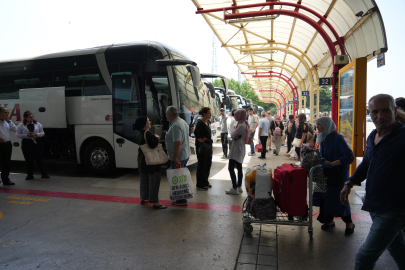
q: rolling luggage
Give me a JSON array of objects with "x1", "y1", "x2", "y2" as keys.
[{"x1": 273, "y1": 163, "x2": 308, "y2": 216}]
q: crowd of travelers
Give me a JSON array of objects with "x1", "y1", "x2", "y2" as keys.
[{"x1": 1, "y1": 93, "x2": 404, "y2": 270}]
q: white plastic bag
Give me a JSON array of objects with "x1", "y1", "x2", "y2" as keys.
[
  {"x1": 167, "y1": 167, "x2": 194, "y2": 200},
  {"x1": 255, "y1": 167, "x2": 272, "y2": 199}
]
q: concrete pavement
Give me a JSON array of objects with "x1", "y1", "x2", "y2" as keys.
[{"x1": 0, "y1": 134, "x2": 398, "y2": 270}]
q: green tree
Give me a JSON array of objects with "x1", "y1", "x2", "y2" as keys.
[
  {"x1": 305, "y1": 86, "x2": 332, "y2": 113},
  {"x1": 213, "y1": 78, "x2": 277, "y2": 113}
]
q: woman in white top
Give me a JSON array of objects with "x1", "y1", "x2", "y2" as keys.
[{"x1": 16, "y1": 111, "x2": 49, "y2": 180}]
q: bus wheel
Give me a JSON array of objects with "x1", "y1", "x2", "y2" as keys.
[{"x1": 84, "y1": 140, "x2": 116, "y2": 175}]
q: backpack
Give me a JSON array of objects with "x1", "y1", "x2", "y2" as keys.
[{"x1": 273, "y1": 122, "x2": 281, "y2": 136}]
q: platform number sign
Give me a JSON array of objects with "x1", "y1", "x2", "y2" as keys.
[
  {"x1": 289, "y1": 101, "x2": 293, "y2": 105},
  {"x1": 319, "y1": 77, "x2": 331, "y2": 85},
  {"x1": 293, "y1": 97, "x2": 299, "y2": 101},
  {"x1": 302, "y1": 91, "x2": 309, "y2": 96}
]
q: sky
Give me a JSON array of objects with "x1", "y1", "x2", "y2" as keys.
[{"x1": 0, "y1": 0, "x2": 403, "y2": 101}]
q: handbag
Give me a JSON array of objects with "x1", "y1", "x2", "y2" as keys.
[
  {"x1": 292, "y1": 137, "x2": 301, "y2": 147},
  {"x1": 198, "y1": 142, "x2": 212, "y2": 155},
  {"x1": 139, "y1": 131, "x2": 169, "y2": 165},
  {"x1": 255, "y1": 143, "x2": 263, "y2": 152}
]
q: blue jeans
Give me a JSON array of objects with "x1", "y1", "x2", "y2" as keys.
[
  {"x1": 170, "y1": 158, "x2": 189, "y2": 204},
  {"x1": 249, "y1": 131, "x2": 255, "y2": 153},
  {"x1": 355, "y1": 210, "x2": 405, "y2": 270}
]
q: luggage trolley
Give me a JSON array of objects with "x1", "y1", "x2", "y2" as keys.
[{"x1": 242, "y1": 164, "x2": 329, "y2": 238}]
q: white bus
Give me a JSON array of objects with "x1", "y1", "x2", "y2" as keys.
[{"x1": 0, "y1": 41, "x2": 221, "y2": 175}]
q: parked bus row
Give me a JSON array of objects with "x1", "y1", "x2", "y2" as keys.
[{"x1": 0, "y1": 40, "x2": 262, "y2": 174}]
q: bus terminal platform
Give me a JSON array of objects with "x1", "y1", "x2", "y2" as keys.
[{"x1": 0, "y1": 141, "x2": 397, "y2": 270}]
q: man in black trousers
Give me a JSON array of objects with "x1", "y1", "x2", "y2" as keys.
[{"x1": 0, "y1": 107, "x2": 17, "y2": 185}]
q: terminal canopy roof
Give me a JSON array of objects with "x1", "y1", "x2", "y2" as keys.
[{"x1": 193, "y1": 0, "x2": 387, "y2": 105}]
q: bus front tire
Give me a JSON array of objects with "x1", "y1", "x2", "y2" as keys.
[{"x1": 84, "y1": 140, "x2": 116, "y2": 176}]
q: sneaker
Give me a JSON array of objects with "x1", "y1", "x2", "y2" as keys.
[
  {"x1": 225, "y1": 188, "x2": 239, "y2": 195},
  {"x1": 251, "y1": 152, "x2": 256, "y2": 156},
  {"x1": 220, "y1": 156, "x2": 227, "y2": 159},
  {"x1": 248, "y1": 152, "x2": 253, "y2": 156},
  {"x1": 237, "y1": 186, "x2": 243, "y2": 193},
  {"x1": 196, "y1": 187, "x2": 208, "y2": 191}
]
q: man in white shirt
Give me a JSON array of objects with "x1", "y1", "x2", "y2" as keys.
[
  {"x1": 219, "y1": 108, "x2": 228, "y2": 159},
  {"x1": 226, "y1": 110, "x2": 236, "y2": 151},
  {"x1": 257, "y1": 111, "x2": 270, "y2": 159},
  {"x1": 247, "y1": 108, "x2": 259, "y2": 156},
  {"x1": 0, "y1": 107, "x2": 17, "y2": 185}
]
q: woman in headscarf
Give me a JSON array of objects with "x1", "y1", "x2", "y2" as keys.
[
  {"x1": 134, "y1": 116, "x2": 167, "y2": 209},
  {"x1": 313, "y1": 116, "x2": 355, "y2": 235},
  {"x1": 225, "y1": 109, "x2": 250, "y2": 195}
]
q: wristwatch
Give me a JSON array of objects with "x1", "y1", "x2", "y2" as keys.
[{"x1": 344, "y1": 181, "x2": 353, "y2": 188}]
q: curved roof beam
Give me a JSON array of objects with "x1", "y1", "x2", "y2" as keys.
[
  {"x1": 252, "y1": 81, "x2": 292, "y2": 101},
  {"x1": 197, "y1": 2, "x2": 345, "y2": 58},
  {"x1": 253, "y1": 74, "x2": 298, "y2": 98},
  {"x1": 224, "y1": 41, "x2": 319, "y2": 83},
  {"x1": 258, "y1": 89, "x2": 291, "y2": 115},
  {"x1": 242, "y1": 47, "x2": 314, "y2": 99},
  {"x1": 238, "y1": 61, "x2": 304, "y2": 85}
]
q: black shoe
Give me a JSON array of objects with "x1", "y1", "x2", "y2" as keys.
[
  {"x1": 196, "y1": 187, "x2": 208, "y2": 191},
  {"x1": 258, "y1": 156, "x2": 265, "y2": 159},
  {"x1": 321, "y1": 222, "x2": 336, "y2": 230},
  {"x1": 206, "y1": 184, "x2": 212, "y2": 188},
  {"x1": 3, "y1": 180, "x2": 15, "y2": 185},
  {"x1": 41, "y1": 174, "x2": 50, "y2": 179},
  {"x1": 25, "y1": 175, "x2": 34, "y2": 180},
  {"x1": 345, "y1": 224, "x2": 355, "y2": 236}
]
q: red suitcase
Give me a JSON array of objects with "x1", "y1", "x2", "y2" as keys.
[{"x1": 273, "y1": 163, "x2": 308, "y2": 216}]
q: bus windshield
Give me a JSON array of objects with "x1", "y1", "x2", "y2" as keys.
[{"x1": 167, "y1": 49, "x2": 207, "y2": 124}]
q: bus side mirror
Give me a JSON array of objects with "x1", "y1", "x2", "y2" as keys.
[{"x1": 186, "y1": 65, "x2": 201, "y2": 88}]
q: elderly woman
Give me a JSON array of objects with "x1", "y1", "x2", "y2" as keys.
[
  {"x1": 225, "y1": 109, "x2": 250, "y2": 195},
  {"x1": 134, "y1": 116, "x2": 167, "y2": 209},
  {"x1": 313, "y1": 116, "x2": 355, "y2": 235},
  {"x1": 270, "y1": 116, "x2": 284, "y2": 155}
]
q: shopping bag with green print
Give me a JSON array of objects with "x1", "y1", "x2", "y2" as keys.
[{"x1": 167, "y1": 167, "x2": 194, "y2": 200}]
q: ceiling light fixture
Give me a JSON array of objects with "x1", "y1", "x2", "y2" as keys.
[{"x1": 228, "y1": 16, "x2": 277, "y2": 24}]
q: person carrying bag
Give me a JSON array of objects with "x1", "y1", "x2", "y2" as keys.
[{"x1": 134, "y1": 116, "x2": 168, "y2": 209}]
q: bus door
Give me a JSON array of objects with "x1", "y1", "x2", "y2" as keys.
[
  {"x1": 112, "y1": 75, "x2": 141, "y2": 168},
  {"x1": 19, "y1": 87, "x2": 67, "y2": 128},
  {"x1": 18, "y1": 87, "x2": 67, "y2": 161}
]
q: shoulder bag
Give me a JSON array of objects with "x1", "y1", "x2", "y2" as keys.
[
  {"x1": 139, "y1": 131, "x2": 169, "y2": 165},
  {"x1": 198, "y1": 142, "x2": 212, "y2": 155}
]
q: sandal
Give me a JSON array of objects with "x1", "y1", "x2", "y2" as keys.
[
  {"x1": 153, "y1": 204, "x2": 168, "y2": 209},
  {"x1": 141, "y1": 200, "x2": 149, "y2": 205}
]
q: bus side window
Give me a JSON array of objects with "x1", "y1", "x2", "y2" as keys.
[
  {"x1": 53, "y1": 69, "x2": 85, "y2": 97},
  {"x1": 0, "y1": 74, "x2": 23, "y2": 99},
  {"x1": 82, "y1": 68, "x2": 110, "y2": 96}
]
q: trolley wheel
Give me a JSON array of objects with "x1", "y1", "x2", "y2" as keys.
[{"x1": 243, "y1": 224, "x2": 253, "y2": 234}]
